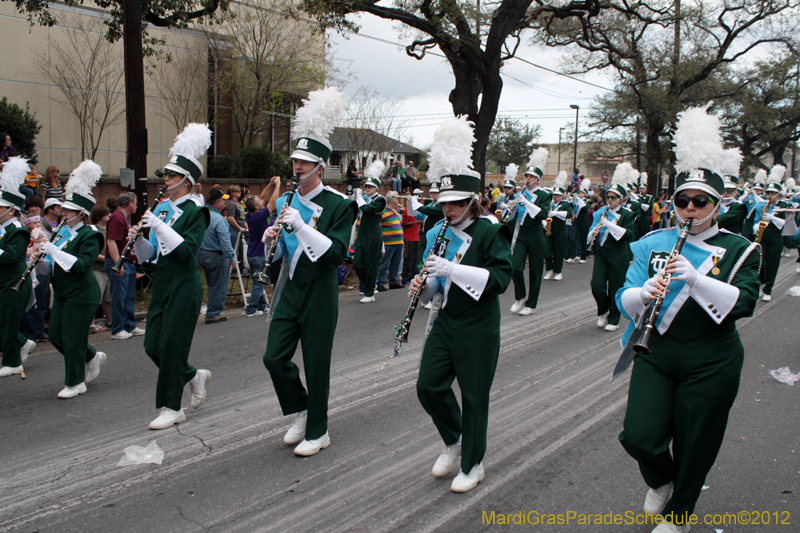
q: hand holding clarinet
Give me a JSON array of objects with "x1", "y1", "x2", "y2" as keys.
[{"x1": 115, "y1": 185, "x2": 168, "y2": 274}]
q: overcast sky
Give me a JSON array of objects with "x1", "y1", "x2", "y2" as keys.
[{"x1": 327, "y1": 14, "x2": 617, "y2": 150}]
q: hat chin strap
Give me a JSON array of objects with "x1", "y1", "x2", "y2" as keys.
[
  {"x1": 298, "y1": 162, "x2": 323, "y2": 181},
  {"x1": 166, "y1": 174, "x2": 189, "y2": 191},
  {"x1": 64, "y1": 212, "x2": 82, "y2": 225},
  {"x1": 677, "y1": 203, "x2": 720, "y2": 231},
  {"x1": 451, "y1": 198, "x2": 475, "y2": 226}
]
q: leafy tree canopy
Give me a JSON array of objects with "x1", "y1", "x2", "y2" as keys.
[
  {"x1": 487, "y1": 117, "x2": 541, "y2": 171},
  {"x1": 0, "y1": 97, "x2": 42, "y2": 164}
]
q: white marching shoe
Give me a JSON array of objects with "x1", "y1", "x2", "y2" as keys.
[
  {"x1": 85, "y1": 352, "x2": 106, "y2": 384},
  {"x1": 796, "y1": 264, "x2": 800, "y2": 273},
  {"x1": 423, "y1": 302, "x2": 432, "y2": 310},
  {"x1": 643, "y1": 482, "x2": 673, "y2": 515},
  {"x1": 284, "y1": 411, "x2": 307, "y2": 444},
  {"x1": 578, "y1": 259, "x2": 586, "y2": 264},
  {"x1": 543, "y1": 270, "x2": 554, "y2": 280},
  {"x1": 510, "y1": 299, "x2": 526, "y2": 313},
  {"x1": 451, "y1": 463, "x2": 485, "y2": 493},
  {"x1": 150, "y1": 406, "x2": 186, "y2": 429},
  {"x1": 432, "y1": 443, "x2": 462, "y2": 477},
  {"x1": 20, "y1": 339, "x2": 35, "y2": 363},
  {"x1": 596, "y1": 312, "x2": 609, "y2": 328},
  {"x1": 565, "y1": 258, "x2": 574, "y2": 264},
  {"x1": 294, "y1": 432, "x2": 330, "y2": 456},
  {"x1": 761, "y1": 294, "x2": 772, "y2": 302},
  {"x1": 190, "y1": 369, "x2": 211, "y2": 409},
  {"x1": 0, "y1": 366, "x2": 24, "y2": 378},
  {"x1": 553, "y1": 273, "x2": 563, "y2": 281},
  {"x1": 58, "y1": 382, "x2": 87, "y2": 399},
  {"x1": 360, "y1": 296, "x2": 376, "y2": 303},
  {"x1": 651, "y1": 522, "x2": 691, "y2": 533},
  {"x1": 604, "y1": 323, "x2": 619, "y2": 331},
  {"x1": 518, "y1": 307, "x2": 535, "y2": 316}
]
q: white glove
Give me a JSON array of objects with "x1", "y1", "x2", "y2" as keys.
[
  {"x1": 762, "y1": 212, "x2": 774, "y2": 223},
  {"x1": 672, "y1": 255, "x2": 700, "y2": 288},
  {"x1": 519, "y1": 196, "x2": 533, "y2": 207},
  {"x1": 548, "y1": 210, "x2": 557, "y2": 217},
  {"x1": 41, "y1": 242, "x2": 59, "y2": 256},
  {"x1": 600, "y1": 217, "x2": 614, "y2": 228},
  {"x1": 282, "y1": 207, "x2": 305, "y2": 231},
  {"x1": 142, "y1": 210, "x2": 164, "y2": 230},
  {"x1": 640, "y1": 275, "x2": 658, "y2": 305},
  {"x1": 425, "y1": 255, "x2": 453, "y2": 278},
  {"x1": 353, "y1": 188, "x2": 362, "y2": 198}
]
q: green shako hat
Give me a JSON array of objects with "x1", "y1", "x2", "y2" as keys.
[
  {"x1": 720, "y1": 148, "x2": 743, "y2": 189},
  {"x1": 61, "y1": 160, "x2": 103, "y2": 215},
  {"x1": 290, "y1": 87, "x2": 344, "y2": 168},
  {"x1": 427, "y1": 115, "x2": 481, "y2": 203},
  {"x1": 362, "y1": 160, "x2": 385, "y2": 189},
  {"x1": 525, "y1": 147, "x2": 549, "y2": 178},
  {"x1": 0, "y1": 156, "x2": 30, "y2": 210},
  {"x1": 429, "y1": 181, "x2": 440, "y2": 193},
  {"x1": 553, "y1": 170, "x2": 568, "y2": 196},
  {"x1": 765, "y1": 164, "x2": 786, "y2": 193},
  {"x1": 609, "y1": 162, "x2": 638, "y2": 198},
  {"x1": 503, "y1": 163, "x2": 518, "y2": 189},
  {"x1": 752, "y1": 168, "x2": 767, "y2": 190},
  {"x1": 673, "y1": 103, "x2": 725, "y2": 199},
  {"x1": 163, "y1": 123, "x2": 212, "y2": 185}
]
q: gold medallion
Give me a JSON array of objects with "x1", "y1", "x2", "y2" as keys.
[{"x1": 711, "y1": 266, "x2": 721, "y2": 276}]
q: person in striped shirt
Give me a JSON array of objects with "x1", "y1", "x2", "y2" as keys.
[{"x1": 376, "y1": 191, "x2": 404, "y2": 290}]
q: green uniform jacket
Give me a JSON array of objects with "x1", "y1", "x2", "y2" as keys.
[
  {"x1": 52, "y1": 225, "x2": 104, "y2": 304},
  {"x1": 548, "y1": 199, "x2": 573, "y2": 235},
  {"x1": 717, "y1": 201, "x2": 748, "y2": 235},
  {"x1": 515, "y1": 187, "x2": 551, "y2": 235},
  {"x1": 417, "y1": 203, "x2": 444, "y2": 236},
  {"x1": 152, "y1": 200, "x2": 210, "y2": 277},
  {"x1": 0, "y1": 221, "x2": 30, "y2": 291},
  {"x1": 595, "y1": 206, "x2": 636, "y2": 258},
  {"x1": 356, "y1": 194, "x2": 385, "y2": 244},
  {"x1": 573, "y1": 204, "x2": 589, "y2": 230}
]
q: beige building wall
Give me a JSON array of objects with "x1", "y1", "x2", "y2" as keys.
[{"x1": 0, "y1": 2, "x2": 209, "y2": 178}]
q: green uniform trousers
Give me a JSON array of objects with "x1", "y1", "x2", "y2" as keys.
[
  {"x1": 544, "y1": 231, "x2": 567, "y2": 274},
  {"x1": 417, "y1": 303, "x2": 501, "y2": 471},
  {"x1": 619, "y1": 329, "x2": 744, "y2": 520},
  {"x1": 353, "y1": 238, "x2": 381, "y2": 297},
  {"x1": 512, "y1": 226, "x2": 545, "y2": 308},
  {"x1": 263, "y1": 274, "x2": 338, "y2": 440},
  {"x1": 590, "y1": 245, "x2": 627, "y2": 325},
  {"x1": 144, "y1": 271, "x2": 202, "y2": 410},
  {"x1": 0, "y1": 282, "x2": 30, "y2": 368},
  {"x1": 50, "y1": 296, "x2": 97, "y2": 386},
  {"x1": 760, "y1": 232, "x2": 782, "y2": 295}
]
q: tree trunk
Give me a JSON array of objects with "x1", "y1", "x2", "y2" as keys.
[
  {"x1": 123, "y1": 0, "x2": 148, "y2": 221},
  {"x1": 643, "y1": 114, "x2": 664, "y2": 194}
]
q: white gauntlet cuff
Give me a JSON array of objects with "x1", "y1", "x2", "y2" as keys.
[
  {"x1": 524, "y1": 202, "x2": 541, "y2": 218},
  {"x1": 449, "y1": 263, "x2": 489, "y2": 301},
  {"x1": 50, "y1": 249, "x2": 78, "y2": 272},
  {"x1": 690, "y1": 276, "x2": 738, "y2": 324},
  {"x1": 152, "y1": 224, "x2": 185, "y2": 256},
  {"x1": 295, "y1": 225, "x2": 332, "y2": 262},
  {"x1": 133, "y1": 235, "x2": 156, "y2": 262},
  {"x1": 607, "y1": 223, "x2": 626, "y2": 241}
]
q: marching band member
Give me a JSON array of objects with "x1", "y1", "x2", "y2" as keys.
[
  {"x1": 715, "y1": 148, "x2": 748, "y2": 235},
  {"x1": 497, "y1": 172, "x2": 518, "y2": 230},
  {"x1": 509, "y1": 148, "x2": 551, "y2": 316},
  {"x1": 410, "y1": 116, "x2": 512, "y2": 493},
  {"x1": 0, "y1": 157, "x2": 36, "y2": 377},
  {"x1": 636, "y1": 174, "x2": 654, "y2": 239},
  {"x1": 744, "y1": 165, "x2": 790, "y2": 301},
  {"x1": 782, "y1": 179, "x2": 799, "y2": 267},
  {"x1": 542, "y1": 171, "x2": 572, "y2": 280},
  {"x1": 409, "y1": 181, "x2": 444, "y2": 265},
  {"x1": 616, "y1": 104, "x2": 760, "y2": 533},
  {"x1": 741, "y1": 168, "x2": 766, "y2": 218},
  {"x1": 626, "y1": 177, "x2": 643, "y2": 241},
  {"x1": 43, "y1": 161, "x2": 107, "y2": 398},
  {"x1": 588, "y1": 163, "x2": 636, "y2": 331},
  {"x1": 132, "y1": 124, "x2": 213, "y2": 428},
  {"x1": 262, "y1": 88, "x2": 357, "y2": 456},
  {"x1": 566, "y1": 179, "x2": 590, "y2": 263},
  {"x1": 352, "y1": 160, "x2": 386, "y2": 303}
]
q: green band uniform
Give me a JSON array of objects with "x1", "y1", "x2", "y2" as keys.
[
  {"x1": 0, "y1": 219, "x2": 32, "y2": 368},
  {"x1": 353, "y1": 192, "x2": 385, "y2": 297},
  {"x1": 511, "y1": 186, "x2": 551, "y2": 309},
  {"x1": 588, "y1": 205, "x2": 635, "y2": 326},
  {"x1": 543, "y1": 199, "x2": 573, "y2": 274}
]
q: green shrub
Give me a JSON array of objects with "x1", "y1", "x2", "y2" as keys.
[
  {"x1": 236, "y1": 146, "x2": 290, "y2": 182},
  {"x1": 0, "y1": 97, "x2": 41, "y2": 164},
  {"x1": 208, "y1": 155, "x2": 235, "y2": 179}
]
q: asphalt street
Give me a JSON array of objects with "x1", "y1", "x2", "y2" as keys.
[{"x1": 1, "y1": 255, "x2": 798, "y2": 533}]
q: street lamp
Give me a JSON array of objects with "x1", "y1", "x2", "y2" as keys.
[
  {"x1": 570, "y1": 105, "x2": 580, "y2": 177},
  {"x1": 558, "y1": 127, "x2": 564, "y2": 172}
]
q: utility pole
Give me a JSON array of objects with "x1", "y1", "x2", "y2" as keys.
[
  {"x1": 122, "y1": 0, "x2": 149, "y2": 221},
  {"x1": 558, "y1": 127, "x2": 564, "y2": 173},
  {"x1": 570, "y1": 105, "x2": 579, "y2": 174}
]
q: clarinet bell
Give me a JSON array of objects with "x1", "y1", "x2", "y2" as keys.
[{"x1": 395, "y1": 319, "x2": 411, "y2": 343}]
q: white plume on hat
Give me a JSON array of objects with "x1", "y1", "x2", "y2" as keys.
[
  {"x1": 612, "y1": 162, "x2": 638, "y2": 187},
  {"x1": 639, "y1": 172, "x2": 648, "y2": 187},
  {"x1": 580, "y1": 177, "x2": 591, "y2": 191},
  {"x1": 66, "y1": 160, "x2": 102, "y2": 197},
  {"x1": 753, "y1": 168, "x2": 767, "y2": 185},
  {"x1": 553, "y1": 170, "x2": 568, "y2": 190},
  {"x1": 363, "y1": 160, "x2": 386, "y2": 181},
  {"x1": 505, "y1": 163, "x2": 519, "y2": 180},
  {"x1": 170, "y1": 123, "x2": 212, "y2": 162},
  {"x1": 427, "y1": 115, "x2": 479, "y2": 182},
  {"x1": 784, "y1": 177, "x2": 796, "y2": 189},
  {"x1": 767, "y1": 164, "x2": 786, "y2": 185},
  {"x1": 526, "y1": 147, "x2": 549, "y2": 175},
  {"x1": 292, "y1": 87, "x2": 344, "y2": 141},
  {"x1": 0, "y1": 156, "x2": 30, "y2": 192},
  {"x1": 720, "y1": 148, "x2": 743, "y2": 178},
  {"x1": 673, "y1": 103, "x2": 725, "y2": 176}
]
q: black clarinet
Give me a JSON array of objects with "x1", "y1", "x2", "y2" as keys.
[
  {"x1": 111, "y1": 185, "x2": 168, "y2": 273},
  {"x1": 394, "y1": 218, "x2": 451, "y2": 343},
  {"x1": 264, "y1": 176, "x2": 300, "y2": 270},
  {"x1": 630, "y1": 218, "x2": 694, "y2": 355},
  {"x1": 12, "y1": 219, "x2": 67, "y2": 292}
]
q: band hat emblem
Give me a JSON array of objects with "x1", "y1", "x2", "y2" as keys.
[{"x1": 440, "y1": 176, "x2": 453, "y2": 190}]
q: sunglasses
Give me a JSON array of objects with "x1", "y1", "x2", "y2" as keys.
[
  {"x1": 674, "y1": 195, "x2": 716, "y2": 209},
  {"x1": 166, "y1": 171, "x2": 184, "y2": 179},
  {"x1": 604, "y1": 195, "x2": 619, "y2": 201}
]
